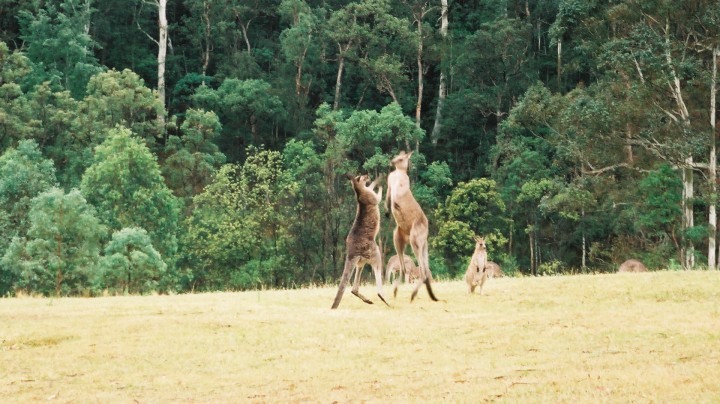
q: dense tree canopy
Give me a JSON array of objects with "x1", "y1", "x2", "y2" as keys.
[{"x1": 0, "y1": 0, "x2": 718, "y2": 296}]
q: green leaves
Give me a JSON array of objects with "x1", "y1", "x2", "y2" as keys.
[
  {"x1": 434, "y1": 178, "x2": 509, "y2": 273},
  {"x1": 163, "y1": 108, "x2": 226, "y2": 205},
  {"x1": 2, "y1": 188, "x2": 105, "y2": 296},
  {"x1": 18, "y1": 0, "x2": 102, "y2": 98},
  {"x1": 81, "y1": 127, "x2": 179, "y2": 279},
  {"x1": 181, "y1": 147, "x2": 294, "y2": 290},
  {"x1": 99, "y1": 227, "x2": 166, "y2": 295},
  {"x1": 0, "y1": 140, "x2": 57, "y2": 267},
  {"x1": 335, "y1": 102, "x2": 424, "y2": 173}
]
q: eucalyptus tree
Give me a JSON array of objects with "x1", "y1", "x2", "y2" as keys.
[
  {"x1": 181, "y1": 147, "x2": 295, "y2": 290},
  {"x1": 0, "y1": 140, "x2": 58, "y2": 294},
  {"x1": 215, "y1": 0, "x2": 281, "y2": 79},
  {"x1": 430, "y1": 0, "x2": 448, "y2": 144},
  {"x1": 17, "y1": 0, "x2": 103, "y2": 98},
  {"x1": 192, "y1": 78, "x2": 286, "y2": 160},
  {"x1": 80, "y1": 127, "x2": 180, "y2": 279},
  {"x1": 597, "y1": 0, "x2": 720, "y2": 269},
  {"x1": 2, "y1": 188, "x2": 106, "y2": 296},
  {"x1": 400, "y1": 0, "x2": 437, "y2": 130},
  {"x1": 0, "y1": 42, "x2": 37, "y2": 149},
  {"x1": 162, "y1": 108, "x2": 225, "y2": 209},
  {"x1": 81, "y1": 69, "x2": 165, "y2": 146},
  {"x1": 433, "y1": 178, "x2": 508, "y2": 277},
  {"x1": 134, "y1": 0, "x2": 169, "y2": 123},
  {"x1": 281, "y1": 139, "x2": 329, "y2": 283},
  {"x1": 326, "y1": 0, "x2": 411, "y2": 111},
  {"x1": 99, "y1": 227, "x2": 166, "y2": 294},
  {"x1": 279, "y1": 0, "x2": 320, "y2": 99}
]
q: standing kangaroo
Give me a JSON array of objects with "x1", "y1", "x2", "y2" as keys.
[
  {"x1": 385, "y1": 151, "x2": 439, "y2": 302},
  {"x1": 331, "y1": 174, "x2": 389, "y2": 309},
  {"x1": 465, "y1": 236, "x2": 488, "y2": 294}
]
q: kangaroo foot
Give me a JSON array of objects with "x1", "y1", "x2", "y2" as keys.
[
  {"x1": 425, "y1": 279, "x2": 439, "y2": 301},
  {"x1": 352, "y1": 290, "x2": 373, "y2": 304},
  {"x1": 377, "y1": 293, "x2": 390, "y2": 307}
]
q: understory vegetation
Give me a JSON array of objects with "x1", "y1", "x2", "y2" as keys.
[{"x1": 1, "y1": 1, "x2": 720, "y2": 296}]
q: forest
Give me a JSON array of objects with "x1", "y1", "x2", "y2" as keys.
[{"x1": 0, "y1": 0, "x2": 718, "y2": 296}]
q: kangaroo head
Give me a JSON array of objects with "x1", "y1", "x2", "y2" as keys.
[
  {"x1": 473, "y1": 236, "x2": 488, "y2": 273},
  {"x1": 391, "y1": 151, "x2": 413, "y2": 171},
  {"x1": 474, "y1": 236, "x2": 487, "y2": 252},
  {"x1": 346, "y1": 173, "x2": 380, "y2": 204},
  {"x1": 346, "y1": 173, "x2": 366, "y2": 190}
]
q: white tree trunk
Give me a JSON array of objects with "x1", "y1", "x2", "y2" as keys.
[
  {"x1": 201, "y1": 0, "x2": 211, "y2": 80},
  {"x1": 333, "y1": 46, "x2": 346, "y2": 111},
  {"x1": 664, "y1": 18, "x2": 693, "y2": 269},
  {"x1": 709, "y1": 47, "x2": 718, "y2": 270},
  {"x1": 581, "y1": 208, "x2": 586, "y2": 270},
  {"x1": 430, "y1": 0, "x2": 448, "y2": 145},
  {"x1": 157, "y1": 0, "x2": 168, "y2": 124},
  {"x1": 682, "y1": 162, "x2": 694, "y2": 269},
  {"x1": 557, "y1": 38, "x2": 562, "y2": 90},
  {"x1": 415, "y1": 16, "x2": 423, "y2": 131}
]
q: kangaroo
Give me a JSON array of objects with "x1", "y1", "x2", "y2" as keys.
[
  {"x1": 386, "y1": 254, "x2": 422, "y2": 285},
  {"x1": 485, "y1": 261, "x2": 504, "y2": 278},
  {"x1": 465, "y1": 236, "x2": 488, "y2": 294},
  {"x1": 331, "y1": 174, "x2": 389, "y2": 309},
  {"x1": 385, "y1": 151, "x2": 439, "y2": 302},
  {"x1": 618, "y1": 259, "x2": 648, "y2": 273}
]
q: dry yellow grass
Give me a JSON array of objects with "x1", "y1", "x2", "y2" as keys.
[{"x1": 1, "y1": 270, "x2": 719, "y2": 402}]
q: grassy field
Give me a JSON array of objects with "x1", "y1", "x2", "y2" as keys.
[{"x1": 1, "y1": 270, "x2": 719, "y2": 402}]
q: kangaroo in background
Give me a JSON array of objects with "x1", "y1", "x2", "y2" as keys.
[
  {"x1": 485, "y1": 261, "x2": 504, "y2": 278},
  {"x1": 618, "y1": 259, "x2": 648, "y2": 273},
  {"x1": 465, "y1": 236, "x2": 488, "y2": 294},
  {"x1": 385, "y1": 151, "x2": 439, "y2": 302},
  {"x1": 331, "y1": 174, "x2": 389, "y2": 309},
  {"x1": 386, "y1": 254, "x2": 422, "y2": 285}
]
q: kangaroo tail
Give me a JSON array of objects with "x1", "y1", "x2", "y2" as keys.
[
  {"x1": 423, "y1": 245, "x2": 439, "y2": 302},
  {"x1": 331, "y1": 258, "x2": 355, "y2": 309}
]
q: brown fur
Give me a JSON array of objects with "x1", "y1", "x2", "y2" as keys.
[
  {"x1": 331, "y1": 174, "x2": 388, "y2": 309},
  {"x1": 385, "y1": 151, "x2": 438, "y2": 302},
  {"x1": 386, "y1": 254, "x2": 422, "y2": 284},
  {"x1": 465, "y1": 236, "x2": 488, "y2": 294},
  {"x1": 485, "y1": 261, "x2": 504, "y2": 278},
  {"x1": 618, "y1": 259, "x2": 648, "y2": 273}
]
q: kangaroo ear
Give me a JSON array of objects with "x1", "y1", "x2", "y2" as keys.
[{"x1": 345, "y1": 173, "x2": 354, "y2": 181}]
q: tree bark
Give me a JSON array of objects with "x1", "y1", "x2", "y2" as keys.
[
  {"x1": 201, "y1": 0, "x2": 211, "y2": 80},
  {"x1": 663, "y1": 18, "x2": 693, "y2": 269},
  {"x1": 157, "y1": 0, "x2": 168, "y2": 125},
  {"x1": 557, "y1": 38, "x2": 562, "y2": 91},
  {"x1": 333, "y1": 43, "x2": 350, "y2": 111},
  {"x1": 414, "y1": 11, "x2": 424, "y2": 132},
  {"x1": 430, "y1": 0, "x2": 448, "y2": 145},
  {"x1": 709, "y1": 47, "x2": 718, "y2": 270}
]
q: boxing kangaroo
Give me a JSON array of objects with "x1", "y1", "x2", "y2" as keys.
[
  {"x1": 385, "y1": 151, "x2": 439, "y2": 302},
  {"x1": 331, "y1": 174, "x2": 389, "y2": 309}
]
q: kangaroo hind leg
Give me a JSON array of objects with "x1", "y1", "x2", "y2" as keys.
[
  {"x1": 410, "y1": 238, "x2": 439, "y2": 302},
  {"x1": 393, "y1": 228, "x2": 408, "y2": 298},
  {"x1": 350, "y1": 261, "x2": 373, "y2": 305}
]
